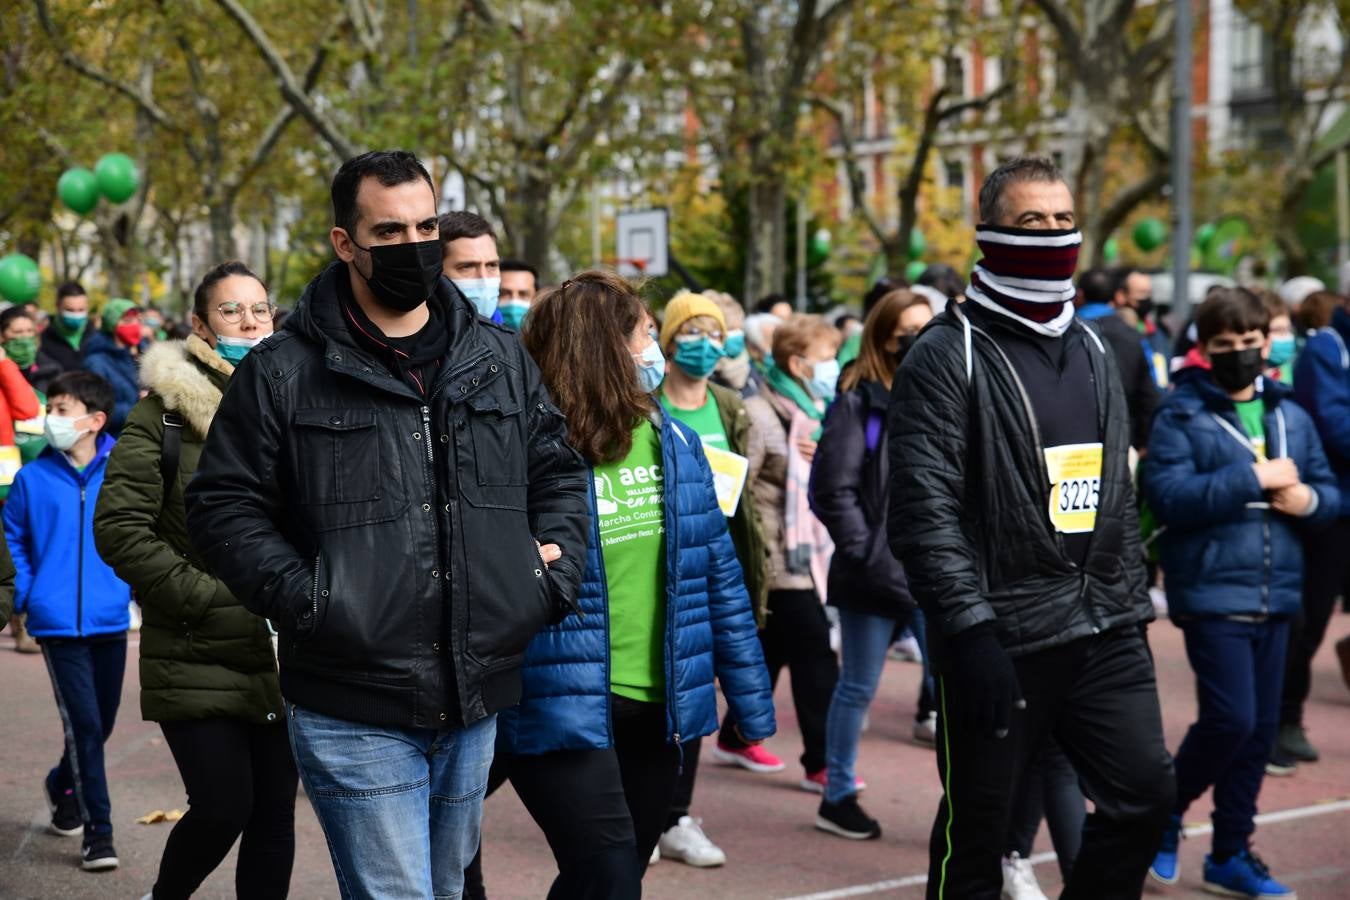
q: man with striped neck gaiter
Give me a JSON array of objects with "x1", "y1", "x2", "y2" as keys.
[{"x1": 886, "y1": 156, "x2": 1175, "y2": 899}]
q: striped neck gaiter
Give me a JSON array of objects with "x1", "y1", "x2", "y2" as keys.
[{"x1": 965, "y1": 226, "x2": 1082, "y2": 337}]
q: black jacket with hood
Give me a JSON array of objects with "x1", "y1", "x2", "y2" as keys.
[
  {"x1": 186, "y1": 262, "x2": 591, "y2": 730},
  {"x1": 886, "y1": 301, "x2": 1151, "y2": 669}
]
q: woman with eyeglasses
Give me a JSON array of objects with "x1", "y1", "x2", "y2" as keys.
[{"x1": 93, "y1": 261, "x2": 296, "y2": 899}]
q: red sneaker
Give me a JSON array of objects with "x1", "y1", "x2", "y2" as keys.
[
  {"x1": 799, "y1": 769, "x2": 866, "y2": 794},
  {"x1": 711, "y1": 742, "x2": 786, "y2": 773}
]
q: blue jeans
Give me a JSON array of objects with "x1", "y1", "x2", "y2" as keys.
[
  {"x1": 42, "y1": 636, "x2": 127, "y2": 839},
  {"x1": 824, "y1": 609, "x2": 894, "y2": 803},
  {"x1": 910, "y1": 605, "x2": 936, "y2": 718},
  {"x1": 287, "y1": 704, "x2": 496, "y2": 900},
  {"x1": 1173, "y1": 617, "x2": 1289, "y2": 857}
]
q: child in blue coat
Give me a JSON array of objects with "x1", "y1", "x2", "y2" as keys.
[
  {"x1": 1145, "y1": 288, "x2": 1338, "y2": 899},
  {"x1": 3, "y1": 371, "x2": 130, "y2": 873}
]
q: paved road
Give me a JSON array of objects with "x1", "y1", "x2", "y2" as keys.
[{"x1": 2, "y1": 615, "x2": 1347, "y2": 899}]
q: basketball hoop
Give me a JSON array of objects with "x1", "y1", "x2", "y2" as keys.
[
  {"x1": 616, "y1": 209, "x2": 669, "y2": 278},
  {"x1": 604, "y1": 257, "x2": 650, "y2": 276}
]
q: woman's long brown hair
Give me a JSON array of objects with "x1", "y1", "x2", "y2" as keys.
[
  {"x1": 521, "y1": 270, "x2": 657, "y2": 466},
  {"x1": 840, "y1": 289, "x2": 930, "y2": 393}
]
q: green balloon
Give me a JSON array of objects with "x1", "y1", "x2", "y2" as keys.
[
  {"x1": 908, "y1": 228, "x2": 927, "y2": 261},
  {"x1": 905, "y1": 260, "x2": 927, "y2": 283},
  {"x1": 57, "y1": 168, "x2": 100, "y2": 215},
  {"x1": 94, "y1": 153, "x2": 139, "y2": 204},
  {"x1": 1102, "y1": 237, "x2": 1120, "y2": 262},
  {"x1": 1133, "y1": 217, "x2": 1167, "y2": 252},
  {"x1": 0, "y1": 254, "x2": 41, "y2": 304},
  {"x1": 1195, "y1": 222, "x2": 1218, "y2": 252},
  {"x1": 807, "y1": 228, "x2": 832, "y2": 266}
]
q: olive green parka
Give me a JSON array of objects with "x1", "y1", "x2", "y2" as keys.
[{"x1": 94, "y1": 336, "x2": 283, "y2": 724}]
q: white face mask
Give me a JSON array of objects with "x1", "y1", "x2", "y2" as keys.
[{"x1": 43, "y1": 415, "x2": 91, "y2": 451}]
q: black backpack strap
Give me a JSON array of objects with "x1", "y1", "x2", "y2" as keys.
[{"x1": 160, "y1": 413, "x2": 183, "y2": 510}]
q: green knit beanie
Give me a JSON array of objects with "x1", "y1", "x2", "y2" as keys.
[{"x1": 100, "y1": 298, "x2": 138, "y2": 334}]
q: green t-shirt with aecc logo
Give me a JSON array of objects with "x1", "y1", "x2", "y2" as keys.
[
  {"x1": 593, "y1": 422, "x2": 667, "y2": 703},
  {"x1": 659, "y1": 388, "x2": 728, "y2": 450},
  {"x1": 1235, "y1": 398, "x2": 1266, "y2": 460}
]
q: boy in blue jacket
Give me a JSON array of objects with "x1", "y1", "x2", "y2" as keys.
[
  {"x1": 1145, "y1": 288, "x2": 1338, "y2": 899},
  {"x1": 3, "y1": 371, "x2": 130, "y2": 873}
]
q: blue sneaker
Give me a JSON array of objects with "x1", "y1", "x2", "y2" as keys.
[
  {"x1": 1203, "y1": 851, "x2": 1296, "y2": 898},
  {"x1": 1149, "y1": 814, "x2": 1182, "y2": 885}
]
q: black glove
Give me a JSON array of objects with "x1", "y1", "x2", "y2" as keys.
[{"x1": 947, "y1": 623, "x2": 1024, "y2": 739}]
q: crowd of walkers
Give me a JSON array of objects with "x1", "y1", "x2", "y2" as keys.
[{"x1": 1, "y1": 148, "x2": 1349, "y2": 900}]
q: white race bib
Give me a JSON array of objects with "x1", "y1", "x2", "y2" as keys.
[{"x1": 1044, "y1": 442, "x2": 1103, "y2": 534}]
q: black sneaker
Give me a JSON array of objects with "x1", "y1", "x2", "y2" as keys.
[
  {"x1": 815, "y1": 795, "x2": 881, "y2": 840},
  {"x1": 44, "y1": 779, "x2": 82, "y2": 837},
  {"x1": 1277, "y1": 723, "x2": 1319, "y2": 763},
  {"x1": 81, "y1": 835, "x2": 119, "y2": 872},
  {"x1": 1266, "y1": 745, "x2": 1298, "y2": 777}
]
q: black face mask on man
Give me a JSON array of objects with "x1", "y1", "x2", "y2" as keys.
[
  {"x1": 1209, "y1": 346, "x2": 1265, "y2": 393},
  {"x1": 346, "y1": 233, "x2": 443, "y2": 313}
]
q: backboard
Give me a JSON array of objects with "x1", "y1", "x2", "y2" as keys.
[{"x1": 616, "y1": 208, "x2": 669, "y2": 278}]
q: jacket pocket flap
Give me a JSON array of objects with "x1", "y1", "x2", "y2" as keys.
[{"x1": 294, "y1": 408, "x2": 378, "y2": 431}]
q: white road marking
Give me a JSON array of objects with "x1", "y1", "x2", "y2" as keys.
[{"x1": 777, "y1": 798, "x2": 1350, "y2": 900}]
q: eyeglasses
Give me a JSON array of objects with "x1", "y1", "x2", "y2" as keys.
[
  {"x1": 677, "y1": 325, "x2": 724, "y2": 342},
  {"x1": 216, "y1": 301, "x2": 275, "y2": 324}
]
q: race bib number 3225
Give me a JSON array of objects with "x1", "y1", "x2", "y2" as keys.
[{"x1": 1044, "y1": 443, "x2": 1103, "y2": 535}]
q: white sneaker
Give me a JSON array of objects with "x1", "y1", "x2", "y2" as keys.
[
  {"x1": 128, "y1": 602, "x2": 142, "y2": 633},
  {"x1": 913, "y1": 712, "x2": 937, "y2": 746},
  {"x1": 648, "y1": 844, "x2": 660, "y2": 866},
  {"x1": 888, "y1": 634, "x2": 923, "y2": 663},
  {"x1": 658, "y1": 816, "x2": 726, "y2": 868},
  {"x1": 1001, "y1": 853, "x2": 1048, "y2": 900}
]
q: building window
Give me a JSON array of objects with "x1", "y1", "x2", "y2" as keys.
[
  {"x1": 1231, "y1": 12, "x2": 1271, "y2": 96},
  {"x1": 944, "y1": 159, "x2": 965, "y2": 203}
]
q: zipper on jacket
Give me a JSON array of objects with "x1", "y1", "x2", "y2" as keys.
[
  {"x1": 660, "y1": 420, "x2": 683, "y2": 762},
  {"x1": 310, "y1": 555, "x2": 321, "y2": 624},
  {"x1": 78, "y1": 484, "x2": 87, "y2": 637}
]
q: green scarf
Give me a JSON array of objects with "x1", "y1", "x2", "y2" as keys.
[
  {"x1": 52, "y1": 314, "x2": 87, "y2": 351},
  {"x1": 765, "y1": 362, "x2": 825, "y2": 439}
]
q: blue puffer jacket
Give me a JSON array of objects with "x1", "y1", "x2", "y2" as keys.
[
  {"x1": 83, "y1": 331, "x2": 141, "y2": 434},
  {"x1": 3, "y1": 434, "x2": 132, "y2": 638},
  {"x1": 1294, "y1": 307, "x2": 1350, "y2": 516},
  {"x1": 497, "y1": 414, "x2": 776, "y2": 755},
  {"x1": 1145, "y1": 369, "x2": 1338, "y2": 619}
]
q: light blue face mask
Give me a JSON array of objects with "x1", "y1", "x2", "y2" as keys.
[
  {"x1": 635, "y1": 341, "x2": 666, "y2": 393},
  {"x1": 499, "y1": 301, "x2": 529, "y2": 330},
  {"x1": 722, "y1": 330, "x2": 746, "y2": 359},
  {"x1": 1267, "y1": 335, "x2": 1295, "y2": 367},
  {"x1": 215, "y1": 334, "x2": 264, "y2": 366},
  {"x1": 806, "y1": 358, "x2": 841, "y2": 402},
  {"x1": 672, "y1": 335, "x2": 724, "y2": 379},
  {"x1": 454, "y1": 277, "x2": 502, "y2": 319}
]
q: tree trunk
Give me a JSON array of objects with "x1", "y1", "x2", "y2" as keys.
[
  {"x1": 207, "y1": 197, "x2": 236, "y2": 264},
  {"x1": 517, "y1": 177, "x2": 554, "y2": 283},
  {"x1": 744, "y1": 177, "x2": 787, "y2": 304}
]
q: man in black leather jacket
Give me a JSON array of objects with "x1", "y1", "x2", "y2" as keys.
[
  {"x1": 887, "y1": 156, "x2": 1175, "y2": 900},
  {"x1": 185, "y1": 151, "x2": 590, "y2": 898}
]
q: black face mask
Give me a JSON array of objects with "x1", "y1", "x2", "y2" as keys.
[
  {"x1": 347, "y1": 235, "x2": 443, "y2": 313},
  {"x1": 1136, "y1": 297, "x2": 1155, "y2": 319},
  {"x1": 1210, "y1": 346, "x2": 1265, "y2": 393}
]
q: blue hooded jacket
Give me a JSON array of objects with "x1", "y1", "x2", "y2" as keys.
[
  {"x1": 497, "y1": 414, "x2": 775, "y2": 755},
  {"x1": 1293, "y1": 307, "x2": 1350, "y2": 516},
  {"x1": 1145, "y1": 369, "x2": 1338, "y2": 619},
  {"x1": 82, "y1": 331, "x2": 140, "y2": 434},
  {"x1": 4, "y1": 433, "x2": 131, "y2": 638}
]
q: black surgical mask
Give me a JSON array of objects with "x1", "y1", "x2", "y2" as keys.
[
  {"x1": 347, "y1": 234, "x2": 443, "y2": 313},
  {"x1": 1136, "y1": 297, "x2": 1155, "y2": 319},
  {"x1": 1210, "y1": 346, "x2": 1265, "y2": 393}
]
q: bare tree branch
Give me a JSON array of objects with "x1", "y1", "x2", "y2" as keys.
[
  {"x1": 1096, "y1": 163, "x2": 1168, "y2": 239},
  {"x1": 553, "y1": 59, "x2": 639, "y2": 172},
  {"x1": 212, "y1": 0, "x2": 361, "y2": 159},
  {"x1": 1029, "y1": 0, "x2": 1083, "y2": 72},
  {"x1": 808, "y1": 94, "x2": 889, "y2": 246}
]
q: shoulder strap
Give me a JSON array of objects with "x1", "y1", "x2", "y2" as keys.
[
  {"x1": 864, "y1": 408, "x2": 884, "y2": 456},
  {"x1": 160, "y1": 413, "x2": 183, "y2": 511}
]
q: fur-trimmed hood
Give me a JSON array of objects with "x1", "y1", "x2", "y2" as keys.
[{"x1": 138, "y1": 335, "x2": 235, "y2": 437}]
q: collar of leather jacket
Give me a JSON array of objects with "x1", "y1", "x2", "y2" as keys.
[{"x1": 282, "y1": 261, "x2": 508, "y2": 403}]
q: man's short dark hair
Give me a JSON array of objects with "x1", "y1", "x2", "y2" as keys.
[
  {"x1": 438, "y1": 212, "x2": 496, "y2": 249},
  {"x1": 1196, "y1": 287, "x2": 1270, "y2": 345},
  {"x1": 755, "y1": 293, "x2": 788, "y2": 314},
  {"x1": 1079, "y1": 268, "x2": 1115, "y2": 305},
  {"x1": 46, "y1": 371, "x2": 115, "y2": 431},
  {"x1": 331, "y1": 151, "x2": 435, "y2": 236},
  {"x1": 0, "y1": 306, "x2": 33, "y2": 335},
  {"x1": 1111, "y1": 266, "x2": 1142, "y2": 299},
  {"x1": 978, "y1": 155, "x2": 1065, "y2": 224},
  {"x1": 917, "y1": 263, "x2": 966, "y2": 300},
  {"x1": 56, "y1": 282, "x2": 87, "y2": 305},
  {"x1": 500, "y1": 259, "x2": 537, "y2": 279}
]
